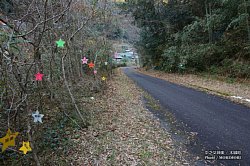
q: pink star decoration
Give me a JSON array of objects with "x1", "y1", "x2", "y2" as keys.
[
  {"x1": 35, "y1": 72, "x2": 44, "y2": 81},
  {"x1": 94, "y1": 70, "x2": 97, "y2": 75},
  {"x1": 81, "y1": 57, "x2": 88, "y2": 64}
]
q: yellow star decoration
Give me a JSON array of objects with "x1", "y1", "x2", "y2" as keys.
[
  {"x1": 0, "y1": 129, "x2": 19, "y2": 152},
  {"x1": 102, "y1": 76, "x2": 106, "y2": 81},
  {"x1": 19, "y1": 141, "x2": 32, "y2": 154}
]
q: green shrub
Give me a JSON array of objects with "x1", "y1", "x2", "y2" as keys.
[
  {"x1": 160, "y1": 44, "x2": 225, "y2": 73},
  {"x1": 220, "y1": 59, "x2": 250, "y2": 78},
  {"x1": 160, "y1": 46, "x2": 181, "y2": 72},
  {"x1": 184, "y1": 44, "x2": 224, "y2": 71}
]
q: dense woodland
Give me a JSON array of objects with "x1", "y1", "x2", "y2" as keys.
[
  {"x1": 122, "y1": 0, "x2": 250, "y2": 79},
  {"x1": 0, "y1": 0, "x2": 127, "y2": 165}
]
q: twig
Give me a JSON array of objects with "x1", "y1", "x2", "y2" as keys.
[
  {"x1": 63, "y1": 109, "x2": 83, "y2": 129},
  {"x1": 16, "y1": 0, "x2": 73, "y2": 38},
  {"x1": 27, "y1": 117, "x2": 41, "y2": 166},
  {"x1": 0, "y1": 144, "x2": 23, "y2": 154},
  {"x1": 7, "y1": 85, "x2": 15, "y2": 128},
  {"x1": 61, "y1": 51, "x2": 86, "y2": 125},
  {"x1": 69, "y1": 9, "x2": 94, "y2": 40},
  {"x1": 0, "y1": 18, "x2": 34, "y2": 46}
]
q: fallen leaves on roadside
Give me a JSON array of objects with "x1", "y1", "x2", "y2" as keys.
[{"x1": 65, "y1": 68, "x2": 194, "y2": 165}]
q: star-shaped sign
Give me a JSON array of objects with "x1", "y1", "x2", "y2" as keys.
[
  {"x1": 0, "y1": 129, "x2": 19, "y2": 152},
  {"x1": 81, "y1": 57, "x2": 88, "y2": 64},
  {"x1": 32, "y1": 110, "x2": 44, "y2": 123},
  {"x1": 102, "y1": 76, "x2": 106, "y2": 81},
  {"x1": 94, "y1": 70, "x2": 97, "y2": 75},
  {"x1": 88, "y1": 62, "x2": 95, "y2": 68},
  {"x1": 19, "y1": 141, "x2": 32, "y2": 154},
  {"x1": 35, "y1": 72, "x2": 44, "y2": 81},
  {"x1": 56, "y1": 39, "x2": 65, "y2": 48}
]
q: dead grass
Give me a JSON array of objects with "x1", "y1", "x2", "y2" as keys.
[
  {"x1": 65, "y1": 68, "x2": 194, "y2": 165},
  {"x1": 137, "y1": 68, "x2": 250, "y2": 107}
]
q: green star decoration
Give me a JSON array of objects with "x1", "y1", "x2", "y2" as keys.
[{"x1": 56, "y1": 39, "x2": 65, "y2": 48}]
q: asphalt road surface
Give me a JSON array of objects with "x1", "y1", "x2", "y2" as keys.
[{"x1": 123, "y1": 67, "x2": 250, "y2": 166}]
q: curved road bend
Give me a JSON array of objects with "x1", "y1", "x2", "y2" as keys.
[{"x1": 123, "y1": 67, "x2": 250, "y2": 166}]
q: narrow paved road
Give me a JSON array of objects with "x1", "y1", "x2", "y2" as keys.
[{"x1": 123, "y1": 67, "x2": 250, "y2": 166}]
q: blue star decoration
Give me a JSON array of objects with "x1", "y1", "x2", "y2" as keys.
[
  {"x1": 56, "y1": 39, "x2": 65, "y2": 48},
  {"x1": 32, "y1": 110, "x2": 44, "y2": 123}
]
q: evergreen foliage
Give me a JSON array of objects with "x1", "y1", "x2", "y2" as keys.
[{"x1": 124, "y1": 0, "x2": 250, "y2": 78}]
